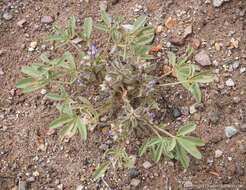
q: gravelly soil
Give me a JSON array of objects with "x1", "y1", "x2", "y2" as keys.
[{"x1": 1, "y1": 0, "x2": 246, "y2": 189}]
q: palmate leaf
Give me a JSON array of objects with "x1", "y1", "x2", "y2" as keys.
[
  {"x1": 153, "y1": 141, "x2": 164, "y2": 163},
  {"x1": 138, "y1": 138, "x2": 150, "y2": 157},
  {"x1": 135, "y1": 26, "x2": 155, "y2": 38},
  {"x1": 192, "y1": 72, "x2": 216, "y2": 83},
  {"x1": 77, "y1": 118, "x2": 87, "y2": 140},
  {"x1": 176, "y1": 143, "x2": 190, "y2": 168},
  {"x1": 44, "y1": 35, "x2": 64, "y2": 41},
  {"x1": 135, "y1": 33, "x2": 154, "y2": 46},
  {"x1": 68, "y1": 16, "x2": 76, "y2": 38},
  {"x1": 55, "y1": 39, "x2": 70, "y2": 48},
  {"x1": 64, "y1": 51, "x2": 76, "y2": 69},
  {"x1": 50, "y1": 116, "x2": 73, "y2": 129},
  {"x1": 168, "y1": 138, "x2": 176, "y2": 152},
  {"x1": 181, "y1": 136, "x2": 205, "y2": 146},
  {"x1": 16, "y1": 78, "x2": 36, "y2": 88},
  {"x1": 177, "y1": 137, "x2": 202, "y2": 159},
  {"x1": 132, "y1": 15, "x2": 146, "y2": 33},
  {"x1": 190, "y1": 82, "x2": 201, "y2": 103},
  {"x1": 84, "y1": 17, "x2": 93, "y2": 39},
  {"x1": 168, "y1": 52, "x2": 176, "y2": 66},
  {"x1": 93, "y1": 161, "x2": 111, "y2": 179},
  {"x1": 101, "y1": 10, "x2": 111, "y2": 25},
  {"x1": 46, "y1": 93, "x2": 65, "y2": 101},
  {"x1": 94, "y1": 23, "x2": 108, "y2": 32},
  {"x1": 21, "y1": 66, "x2": 43, "y2": 79},
  {"x1": 177, "y1": 124, "x2": 196, "y2": 136}
]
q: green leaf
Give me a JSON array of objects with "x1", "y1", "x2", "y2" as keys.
[
  {"x1": 79, "y1": 96, "x2": 92, "y2": 106},
  {"x1": 54, "y1": 26, "x2": 67, "y2": 36},
  {"x1": 46, "y1": 93, "x2": 65, "y2": 101},
  {"x1": 77, "y1": 118, "x2": 87, "y2": 140},
  {"x1": 140, "y1": 55, "x2": 155, "y2": 60},
  {"x1": 132, "y1": 15, "x2": 146, "y2": 33},
  {"x1": 192, "y1": 73, "x2": 216, "y2": 83},
  {"x1": 40, "y1": 54, "x2": 51, "y2": 64},
  {"x1": 139, "y1": 138, "x2": 150, "y2": 157},
  {"x1": 125, "y1": 161, "x2": 135, "y2": 168},
  {"x1": 78, "y1": 32, "x2": 87, "y2": 41},
  {"x1": 177, "y1": 124, "x2": 196, "y2": 136},
  {"x1": 177, "y1": 138, "x2": 202, "y2": 159},
  {"x1": 148, "y1": 137, "x2": 161, "y2": 146},
  {"x1": 84, "y1": 17, "x2": 93, "y2": 39},
  {"x1": 21, "y1": 66, "x2": 42, "y2": 79},
  {"x1": 190, "y1": 82, "x2": 201, "y2": 103},
  {"x1": 16, "y1": 78, "x2": 36, "y2": 88},
  {"x1": 94, "y1": 23, "x2": 108, "y2": 32},
  {"x1": 168, "y1": 52, "x2": 176, "y2": 66},
  {"x1": 101, "y1": 10, "x2": 111, "y2": 25},
  {"x1": 104, "y1": 149, "x2": 117, "y2": 155},
  {"x1": 69, "y1": 16, "x2": 76, "y2": 38},
  {"x1": 176, "y1": 143, "x2": 190, "y2": 168},
  {"x1": 168, "y1": 138, "x2": 176, "y2": 152},
  {"x1": 59, "y1": 121, "x2": 74, "y2": 139},
  {"x1": 44, "y1": 35, "x2": 64, "y2": 41},
  {"x1": 153, "y1": 141, "x2": 164, "y2": 163},
  {"x1": 64, "y1": 51, "x2": 76, "y2": 69},
  {"x1": 50, "y1": 116, "x2": 73, "y2": 129},
  {"x1": 180, "y1": 136, "x2": 205, "y2": 147},
  {"x1": 55, "y1": 54, "x2": 66, "y2": 67},
  {"x1": 135, "y1": 26, "x2": 155, "y2": 38},
  {"x1": 93, "y1": 161, "x2": 111, "y2": 179},
  {"x1": 55, "y1": 40, "x2": 69, "y2": 48},
  {"x1": 135, "y1": 33, "x2": 154, "y2": 46}
]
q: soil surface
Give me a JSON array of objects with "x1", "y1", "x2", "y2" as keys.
[{"x1": 1, "y1": 0, "x2": 246, "y2": 190}]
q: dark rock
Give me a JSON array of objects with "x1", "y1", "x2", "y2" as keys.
[
  {"x1": 129, "y1": 168, "x2": 139, "y2": 179},
  {"x1": 209, "y1": 112, "x2": 220, "y2": 124},
  {"x1": 112, "y1": 0, "x2": 119, "y2": 5},
  {"x1": 172, "y1": 108, "x2": 182, "y2": 119},
  {"x1": 195, "y1": 50, "x2": 211, "y2": 66},
  {"x1": 234, "y1": 165, "x2": 245, "y2": 176},
  {"x1": 195, "y1": 103, "x2": 204, "y2": 111},
  {"x1": 211, "y1": 136, "x2": 223, "y2": 144},
  {"x1": 169, "y1": 36, "x2": 185, "y2": 46}
]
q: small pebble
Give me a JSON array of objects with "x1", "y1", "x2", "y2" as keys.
[
  {"x1": 225, "y1": 78, "x2": 235, "y2": 87},
  {"x1": 27, "y1": 177, "x2": 35, "y2": 182},
  {"x1": 3, "y1": 12, "x2": 13, "y2": 20},
  {"x1": 143, "y1": 161, "x2": 152, "y2": 169},
  {"x1": 57, "y1": 184, "x2": 63, "y2": 190},
  {"x1": 192, "y1": 39, "x2": 200, "y2": 49},
  {"x1": 240, "y1": 67, "x2": 246, "y2": 73},
  {"x1": 240, "y1": 124, "x2": 246, "y2": 132},
  {"x1": 41, "y1": 16, "x2": 54, "y2": 24},
  {"x1": 225, "y1": 126, "x2": 238, "y2": 138},
  {"x1": 215, "y1": 149, "x2": 223, "y2": 158},
  {"x1": 99, "y1": 1, "x2": 108, "y2": 11},
  {"x1": 17, "y1": 19, "x2": 27, "y2": 27},
  {"x1": 213, "y1": 0, "x2": 224, "y2": 7},
  {"x1": 189, "y1": 105, "x2": 197, "y2": 114},
  {"x1": 130, "y1": 178, "x2": 141, "y2": 187},
  {"x1": 233, "y1": 96, "x2": 240, "y2": 104},
  {"x1": 232, "y1": 61, "x2": 240, "y2": 70},
  {"x1": 211, "y1": 136, "x2": 223, "y2": 143},
  {"x1": 234, "y1": 165, "x2": 245, "y2": 176},
  {"x1": 195, "y1": 50, "x2": 211, "y2": 66},
  {"x1": 180, "y1": 106, "x2": 189, "y2": 116},
  {"x1": 33, "y1": 171, "x2": 39, "y2": 177},
  {"x1": 76, "y1": 185, "x2": 84, "y2": 190},
  {"x1": 40, "y1": 89, "x2": 47, "y2": 95}
]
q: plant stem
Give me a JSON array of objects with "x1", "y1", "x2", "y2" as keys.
[
  {"x1": 158, "y1": 80, "x2": 190, "y2": 87},
  {"x1": 152, "y1": 124, "x2": 175, "y2": 138}
]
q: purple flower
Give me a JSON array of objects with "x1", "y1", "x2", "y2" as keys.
[
  {"x1": 88, "y1": 44, "x2": 100, "y2": 57},
  {"x1": 153, "y1": 78, "x2": 158, "y2": 84},
  {"x1": 106, "y1": 131, "x2": 112, "y2": 135},
  {"x1": 75, "y1": 78, "x2": 84, "y2": 85},
  {"x1": 146, "y1": 85, "x2": 154, "y2": 91},
  {"x1": 150, "y1": 112, "x2": 155, "y2": 119}
]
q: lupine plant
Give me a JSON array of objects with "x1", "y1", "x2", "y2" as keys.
[{"x1": 16, "y1": 11, "x2": 215, "y2": 179}]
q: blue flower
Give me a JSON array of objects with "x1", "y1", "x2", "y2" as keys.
[{"x1": 88, "y1": 44, "x2": 100, "y2": 57}]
